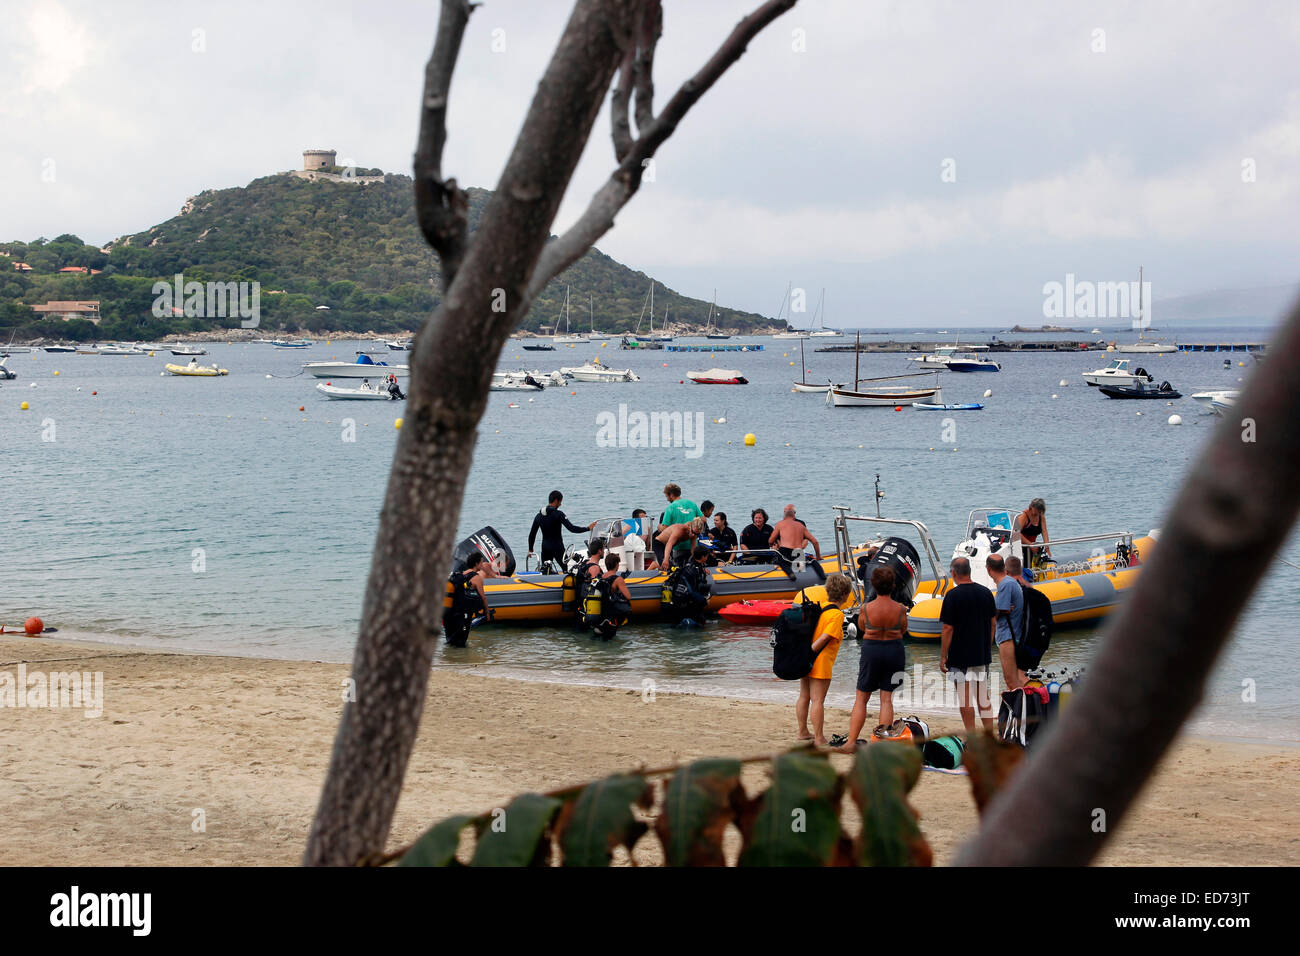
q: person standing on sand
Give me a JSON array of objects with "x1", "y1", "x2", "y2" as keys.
[
  {"x1": 771, "y1": 504, "x2": 821, "y2": 562},
  {"x1": 833, "y1": 566, "x2": 908, "y2": 753},
  {"x1": 794, "y1": 573, "x2": 854, "y2": 748},
  {"x1": 939, "y1": 556, "x2": 997, "y2": 733},
  {"x1": 988, "y1": 554, "x2": 1024, "y2": 691}
]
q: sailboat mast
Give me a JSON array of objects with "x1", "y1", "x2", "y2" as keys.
[
  {"x1": 1137, "y1": 266, "x2": 1144, "y2": 340},
  {"x1": 854, "y1": 331, "x2": 861, "y2": 389}
]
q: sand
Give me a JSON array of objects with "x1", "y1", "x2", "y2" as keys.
[{"x1": 2, "y1": 635, "x2": 1297, "y2": 866}]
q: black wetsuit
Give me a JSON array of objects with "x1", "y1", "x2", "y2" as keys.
[{"x1": 529, "y1": 505, "x2": 588, "y2": 565}]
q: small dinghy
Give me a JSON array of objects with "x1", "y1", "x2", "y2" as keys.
[
  {"x1": 912, "y1": 401, "x2": 984, "y2": 411},
  {"x1": 165, "y1": 361, "x2": 228, "y2": 376},
  {"x1": 688, "y1": 368, "x2": 748, "y2": 385},
  {"x1": 717, "y1": 599, "x2": 792, "y2": 624},
  {"x1": 316, "y1": 381, "x2": 402, "y2": 400}
]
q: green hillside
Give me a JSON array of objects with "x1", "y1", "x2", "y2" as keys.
[{"x1": 0, "y1": 171, "x2": 773, "y2": 341}]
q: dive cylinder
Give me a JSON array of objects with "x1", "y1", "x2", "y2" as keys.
[{"x1": 561, "y1": 573, "x2": 578, "y2": 612}]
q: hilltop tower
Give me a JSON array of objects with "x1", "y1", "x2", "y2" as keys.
[{"x1": 302, "y1": 148, "x2": 337, "y2": 171}]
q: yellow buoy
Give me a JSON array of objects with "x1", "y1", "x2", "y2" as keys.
[
  {"x1": 20, "y1": 401, "x2": 30, "y2": 410},
  {"x1": 744, "y1": 433, "x2": 756, "y2": 446},
  {"x1": 53, "y1": 370, "x2": 59, "y2": 376},
  {"x1": 395, "y1": 418, "x2": 404, "y2": 430}
]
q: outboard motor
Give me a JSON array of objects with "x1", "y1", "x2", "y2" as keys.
[
  {"x1": 857, "y1": 536, "x2": 921, "y2": 607},
  {"x1": 451, "y1": 526, "x2": 516, "y2": 576}
]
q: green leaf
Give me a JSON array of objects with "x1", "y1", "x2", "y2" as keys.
[
  {"x1": 470, "y1": 794, "x2": 562, "y2": 867},
  {"x1": 965, "y1": 733, "x2": 1024, "y2": 816},
  {"x1": 398, "y1": 814, "x2": 474, "y2": 867},
  {"x1": 738, "y1": 753, "x2": 845, "y2": 866},
  {"x1": 554, "y1": 773, "x2": 652, "y2": 867},
  {"x1": 847, "y1": 745, "x2": 932, "y2": 866},
  {"x1": 657, "y1": 758, "x2": 744, "y2": 867}
]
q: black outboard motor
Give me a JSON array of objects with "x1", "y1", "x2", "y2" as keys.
[
  {"x1": 451, "y1": 526, "x2": 516, "y2": 576},
  {"x1": 857, "y1": 536, "x2": 921, "y2": 607}
]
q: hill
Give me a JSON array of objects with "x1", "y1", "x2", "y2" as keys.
[{"x1": 0, "y1": 171, "x2": 774, "y2": 341}]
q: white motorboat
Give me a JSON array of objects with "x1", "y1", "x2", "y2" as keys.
[
  {"x1": 316, "y1": 381, "x2": 402, "y2": 400},
  {"x1": 493, "y1": 369, "x2": 567, "y2": 388},
  {"x1": 302, "y1": 357, "x2": 409, "y2": 378},
  {"x1": 772, "y1": 331, "x2": 809, "y2": 339},
  {"x1": 562, "y1": 361, "x2": 640, "y2": 383},
  {"x1": 491, "y1": 375, "x2": 546, "y2": 391},
  {"x1": 1191, "y1": 390, "x2": 1239, "y2": 415},
  {"x1": 0, "y1": 358, "x2": 16, "y2": 379},
  {"x1": 43, "y1": 344, "x2": 77, "y2": 353},
  {"x1": 908, "y1": 346, "x2": 958, "y2": 367},
  {"x1": 386, "y1": 339, "x2": 413, "y2": 351},
  {"x1": 687, "y1": 368, "x2": 748, "y2": 385},
  {"x1": 1082, "y1": 358, "x2": 1152, "y2": 387},
  {"x1": 98, "y1": 344, "x2": 135, "y2": 355},
  {"x1": 170, "y1": 344, "x2": 207, "y2": 356},
  {"x1": 944, "y1": 351, "x2": 1001, "y2": 372}
]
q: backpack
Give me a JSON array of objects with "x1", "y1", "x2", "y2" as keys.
[
  {"x1": 872, "y1": 715, "x2": 930, "y2": 744},
  {"x1": 770, "y1": 589, "x2": 830, "y2": 680},
  {"x1": 998, "y1": 688, "x2": 1048, "y2": 747},
  {"x1": 922, "y1": 735, "x2": 966, "y2": 769},
  {"x1": 1015, "y1": 582, "x2": 1053, "y2": 671}
]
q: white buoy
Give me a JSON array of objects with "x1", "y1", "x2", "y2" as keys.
[
  {"x1": 1168, "y1": 414, "x2": 1183, "y2": 425},
  {"x1": 1136, "y1": 411, "x2": 1143, "y2": 416},
  {"x1": 718, "y1": 416, "x2": 727, "y2": 424},
  {"x1": 1051, "y1": 394, "x2": 1058, "y2": 399},
  {"x1": 1058, "y1": 379, "x2": 1068, "y2": 386},
  {"x1": 528, "y1": 398, "x2": 534, "y2": 403},
  {"x1": 266, "y1": 374, "x2": 272, "y2": 379},
  {"x1": 983, "y1": 388, "x2": 992, "y2": 398}
]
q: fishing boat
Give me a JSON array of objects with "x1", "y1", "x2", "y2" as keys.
[
  {"x1": 1113, "y1": 267, "x2": 1176, "y2": 354},
  {"x1": 1099, "y1": 379, "x2": 1181, "y2": 399},
  {"x1": 944, "y1": 348, "x2": 1001, "y2": 372},
  {"x1": 1082, "y1": 358, "x2": 1150, "y2": 387},
  {"x1": 170, "y1": 344, "x2": 208, "y2": 356},
  {"x1": 561, "y1": 360, "x2": 640, "y2": 383},
  {"x1": 687, "y1": 368, "x2": 748, "y2": 385},
  {"x1": 829, "y1": 333, "x2": 941, "y2": 406},
  {"x1": 793, "y1": 335, "x2": 842, "y2": 392},
  {"x1": 826, "y1": 507, "x2": 1156, "y2": 640},
  {"x1": 1191, "y1": 390, "x2": 1238, "y2": 415},
  {"x1": 302, "y1": 355, "x2": 408, "y2": 378},
  {"x1": 165, "y1": 360, "x2": 228, "y2": 376},
  {"x1": 316, "y1": 381, "x2": 401, "y2": 400}
]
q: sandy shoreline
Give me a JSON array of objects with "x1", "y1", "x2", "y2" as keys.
[{"x1": 3, "y1": 635, "x2": 1298, "y2": 866}]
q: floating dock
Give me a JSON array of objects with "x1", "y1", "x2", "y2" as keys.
[
  {"x1": 814, "y1": 340, "x2": 1103, "y2": 353},
  {"x1": 665, "y1": 343, "x2": 765, "y2": 352},
  {"x1": 1175, "y1": 342, "x2": 1267, "y2": 353}
]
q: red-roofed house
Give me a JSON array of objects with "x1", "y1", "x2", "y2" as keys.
[
  {"x1": 12, "y1": 262, "x2": 33, "y2": 272},
  {"x1": 58, "y1": 266, "x2": 89, "y2": 274},
  {"x1": 31, "y1": 300, "x2": 101, "y2": 323}
]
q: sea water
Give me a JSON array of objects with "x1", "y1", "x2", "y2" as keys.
[{"x1": 2, "y1": 329, "x2": 1294, "y2": 740}]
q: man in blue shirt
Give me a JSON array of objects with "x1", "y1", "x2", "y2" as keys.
[{"x1": 987, "y1": 554, "x2": 1023, "y2": 690}]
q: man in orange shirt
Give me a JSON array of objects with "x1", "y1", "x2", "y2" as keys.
[{"x1": 794, "y1": 573, "x2": 854, "y2": 747}]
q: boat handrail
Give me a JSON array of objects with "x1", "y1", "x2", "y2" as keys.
[{"x1": 832, "y1": 507, "x2": 949, "y2": 605}]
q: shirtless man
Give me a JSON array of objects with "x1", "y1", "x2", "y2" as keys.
[
  {"x1": 770, "y1": 504, "x2": 821, "y2": 562},
  {"x1": 655, "y1": 517, "x2": 707, "y2": 567}
]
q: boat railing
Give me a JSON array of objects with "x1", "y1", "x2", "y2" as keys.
[
  {"x1": 832, "y1": 507, "x2": 949, "y2": 606},
  {"x1": 1020, "y1": 531, "x2": 1137, "y2": 577}
]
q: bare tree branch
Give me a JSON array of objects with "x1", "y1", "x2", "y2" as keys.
[
  {"x1": 529, "y1": 0, "x2": 796, "y2": 300},
  {"x1": 958, "y1": 300, "x2": 1300, "y2": 865},
  {"x1": 611, "y1": 48, "x2": 636, "y2": 160},
  {"x1": 631, "y1": 0, "x2": 662, "y2": 134},
  {"x1": 413, "y1": 0, "x2": 478, "y2": 286},
  {"x1": 304, "y1": 0, "x2": 646, "y2": 867}
]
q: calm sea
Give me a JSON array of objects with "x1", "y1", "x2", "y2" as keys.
[{"x1": 3, "y1": 326, "x2": 1295, "y2": 740}]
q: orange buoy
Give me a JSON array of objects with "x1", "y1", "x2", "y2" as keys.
[
  {"x1": 25, "y1": 616, "x2": 43, "y2": 635},
  {"x1": 895, "y1": 405, "x2": 902, "y2": 412},
  {"x1": 299, "y1": 405, "x2": 305, "y2": 411}
]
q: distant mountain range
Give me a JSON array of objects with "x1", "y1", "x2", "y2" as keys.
[
  {"x1": 1150, "y1": 284, "x2": 1299, "y2": 324},
  {"x1": 0, "y1": 170, "x2": 774, "y2": 340}
]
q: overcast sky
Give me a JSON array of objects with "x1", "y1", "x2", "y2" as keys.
[{"x1": 4, "y1": 0, "x2": 1299, "y2": 325}]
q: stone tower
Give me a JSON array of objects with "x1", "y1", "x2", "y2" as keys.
[{"x1": 302, "y1": 148, "x2": 337, "y2": 171}]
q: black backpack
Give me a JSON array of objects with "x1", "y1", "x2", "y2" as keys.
[
  {"x1": 770, "y1": 589, "x2": 831, "y2": 680},
  {"x1": 1015, "y1": 583, "x2": 1053, "y2": 670},
  {"x1": 998, "y1": 688, "x2": 1048, "y2": 747}
]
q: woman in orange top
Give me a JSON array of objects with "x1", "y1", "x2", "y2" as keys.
[{"x1": 794, "y1": 573, "x2": 854, "y2": 748}]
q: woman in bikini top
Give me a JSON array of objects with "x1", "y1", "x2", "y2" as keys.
[{"x1": 858, "y1": 568, "x2": 908, "y2": 641}]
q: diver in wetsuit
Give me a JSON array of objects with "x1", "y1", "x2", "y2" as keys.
[
  {"x1": 387, "y1": 374, "x2": 405, "y2": 400},
  {"x1": 528, "y1": 490, "x2": 596, "y2": 572}
]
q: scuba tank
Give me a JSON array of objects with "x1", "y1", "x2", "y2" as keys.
[
  {"x1": 582, "y1": 576, "x2": 609, "y2": 628},
  {"x1": 858, "y1": 536, "x2": 921, "y2": 606},
  {"x1": 561, "y1": 573, "x2": 578, "y2": 612}
]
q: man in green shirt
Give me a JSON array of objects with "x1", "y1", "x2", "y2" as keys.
[{"x1": 661, "y1": 483, "x2": 703, "y2": 566}]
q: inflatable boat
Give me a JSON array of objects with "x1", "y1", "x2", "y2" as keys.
[{"x1": 828, "y1": 507, "x2": 1155, "y2": 641}]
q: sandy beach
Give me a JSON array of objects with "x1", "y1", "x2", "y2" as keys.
[{"x1": 2, "y1": 635, "x2": 1297, "y2": 866}]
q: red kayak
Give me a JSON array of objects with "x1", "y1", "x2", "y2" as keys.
[{"x1": 717, "y1": 599, "x2": 792, "y2": 624}]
